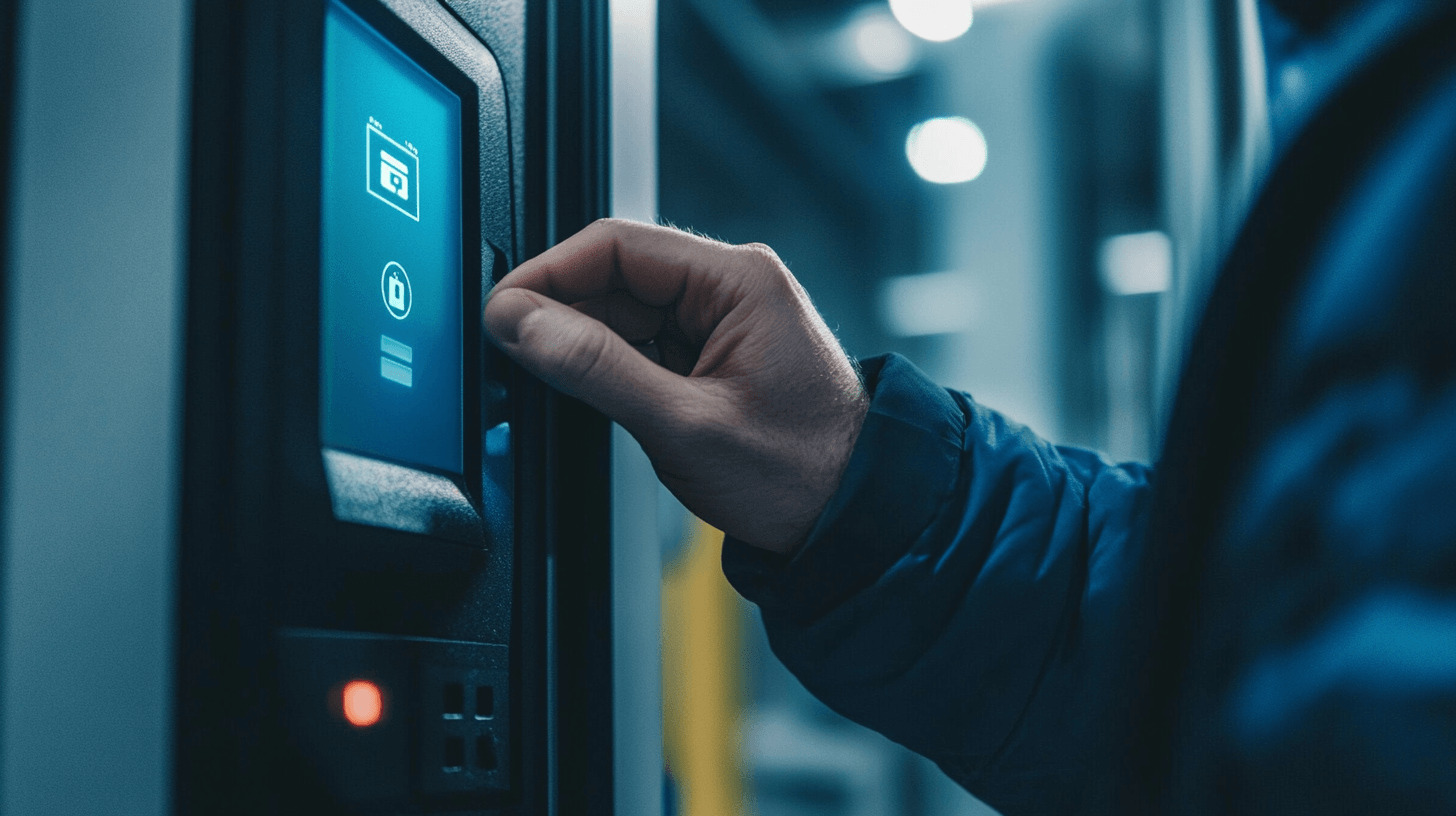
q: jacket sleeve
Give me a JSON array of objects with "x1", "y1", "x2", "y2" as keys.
[{"x1": 722, "y1": 353, "x2": 1158, "y2": 816}]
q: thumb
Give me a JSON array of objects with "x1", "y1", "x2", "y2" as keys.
[{"x1": 485, "y1": 287, "x2": 693, "y2": 431}]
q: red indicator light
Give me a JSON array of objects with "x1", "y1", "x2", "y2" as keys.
[{"x1": 342, "y1": 679, "x2": 383, "y2": 727}]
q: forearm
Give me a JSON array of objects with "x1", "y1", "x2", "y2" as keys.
[{"x1": 724, "y1": 353, "x2": 1159, "y2": 815}]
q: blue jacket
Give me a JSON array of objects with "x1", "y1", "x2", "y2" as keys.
[{"x1": 723, "y1": 5, "x2": 1456, "y2": 814}]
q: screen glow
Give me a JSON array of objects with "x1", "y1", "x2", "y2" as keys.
[{"x1": 321, "y1": 1, "x2": 465, "y2": 474}]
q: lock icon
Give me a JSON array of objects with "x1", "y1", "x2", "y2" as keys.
[
  {"x1": 381, "y1": 261, "x2": 412, "y2": 319},
  {"x1": 389, "y1": 273, "x2": 406, "y2": 311}
]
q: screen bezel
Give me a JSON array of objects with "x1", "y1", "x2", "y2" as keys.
[{"x1": 320, "y1": 0, "x2": 486, "y2": 543}]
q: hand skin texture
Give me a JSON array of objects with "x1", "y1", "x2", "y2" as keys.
[{"x1": 483, "y1": 219, "x2": 868, "y2": 555}]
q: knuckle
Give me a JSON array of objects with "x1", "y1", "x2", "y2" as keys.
[
  {"x1": 737, "y1": 241, "x2": 780, "y2": 263},
  {"x1": 736, "y1": 242, "x2": 801, "y2": 297},
  {"x1": 590, "y1": 216, "x2": 647, "y2": 239},
  {"x1": 583, "y1": 217, "x2": 628, "y2": 245},
  {"x1": 736, "y1": 242, "x2": 790, "y2": 279},
  {"x1": 588, "y1": 217, "x2": 651, "y2": 259}
]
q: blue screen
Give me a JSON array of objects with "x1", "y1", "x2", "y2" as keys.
[{"x1": 321, "y1": 1, "x2": 464, "y2": 475}]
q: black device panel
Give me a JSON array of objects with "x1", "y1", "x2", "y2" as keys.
[
  {"x1": 286, "y1": 0, "x2": 517, "y2": 807},
  {"x1": 279, "y1": 630, "x2": 511, "y2": 801},
  {"x1": 179, "y1": 0, "x2": 536, "y2": 813}
]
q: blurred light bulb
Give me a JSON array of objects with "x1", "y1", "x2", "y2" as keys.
[
  {"x1": 906, "y1": 117, "x2": 987, "y2": 184},
  {"x1": 849, "y1": 10, "x2": 916, "y2": 75},
  {"x1": 1099, "y1": 231, "x2": 1172, "y2": 295},
  {"x1": 880, "y1": 270, "x2": 980, "y2": 336},
  {"x1": 889, "y1": 0, "x2": 973, "y2": 42}
]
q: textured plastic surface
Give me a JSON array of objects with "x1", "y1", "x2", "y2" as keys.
[
  {"x1": 383, "y1": 0, "x2": 517, "y2": 261},
  {"x1": 323, "y1": 447, "x2": 483, "y2": 543},
  {"x1": 440, "y1": 0, "x2": 526, "y2": 263}
]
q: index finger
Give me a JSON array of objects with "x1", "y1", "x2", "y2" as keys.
[{"x1": 493, "y1": 218, "x2": 755, "y2": 308}]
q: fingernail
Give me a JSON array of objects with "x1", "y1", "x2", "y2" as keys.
[{"x1": 484, "y1": 289, "x2": 540, "y2": 345}]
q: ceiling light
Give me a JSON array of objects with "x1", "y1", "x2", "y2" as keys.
[
  {"x1": 889, "y1": 0, "x2": 973, "y2": 42},
  {"x1": 849, "y1": 8, "x2": 916, "y2": 75},
  {"x1": 906, "y1": 116, "x2": 987, "y2": 184},
  {"x1": 1099, "y1": 231, "x2": 1172, "y2": 295}
]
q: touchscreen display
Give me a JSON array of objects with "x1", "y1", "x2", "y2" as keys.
[{"x1": 321, "y1": 0, "x2": 464, "y2": 475}]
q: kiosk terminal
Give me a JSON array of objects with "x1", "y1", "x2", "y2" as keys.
[{"x1": 0, "y1": 0, "x2": 652, "y2": 811}]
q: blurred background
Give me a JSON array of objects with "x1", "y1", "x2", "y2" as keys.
[
  {"x1": 649, "y1": 0, "x2": 1275, "y2": 810},
  {"x1": 649, "y1": 0, "x2": 1270, "y2": 813}
]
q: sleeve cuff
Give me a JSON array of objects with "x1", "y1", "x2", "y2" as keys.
[{"x1": 722, "y1": 353, "x2": 967, "y2": 625}]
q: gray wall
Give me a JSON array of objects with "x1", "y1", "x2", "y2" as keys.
[
  {"x1": 610, "y1": 0, "x2": 664, "y2": 814},
  {"x1": 0, "y1": 1, "x2": 189, "y2": 814}
]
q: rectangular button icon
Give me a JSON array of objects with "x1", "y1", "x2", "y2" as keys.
[
  {"x1": 380, "y1": 334, "x2": 413, "y2": 364},
  {"x1": 381, "y1": 357, "x2": 413, "y2": 387},
  {"x1": 381, "y1": 335, "x2": 413, "y2": 387}
]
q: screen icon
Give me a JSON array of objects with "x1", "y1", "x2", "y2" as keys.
[
  {"x1": 381, "y1": 261, "x2": 412, "y2": 319},
  {"x1": 380, "y1": 152, "x2": 409, "y2": 199},
  {"x1": 366, "y1": 120, "x2": 420, "y2": 221}
]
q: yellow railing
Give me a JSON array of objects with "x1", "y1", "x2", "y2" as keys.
[{"x1": 661, "y1": 517, "x2": 750, "y2": 816}]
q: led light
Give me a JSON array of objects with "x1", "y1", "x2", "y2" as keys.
[
  {"x1": 906, "y1": 116, "x2": 987, "y2": 184},
  {"x1": 1099, "y1": 231, "x2": 1172, "y2": 295},
  {"x1": 342, "y1": 679, "x2": 383, "y2": 727},
  {"x1": 879, "y1": 270, "x2": 980, "y2": 337},
  {"x1": 889, "y1": 0, "x2": 973, "y2": 42},
  {"x1": 848, "y1": 8, "x2": 916, "y2": 75}
]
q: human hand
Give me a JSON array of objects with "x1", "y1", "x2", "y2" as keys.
[{"x1": 483, "y1": 219, "x2": 867, "y2": 554}]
